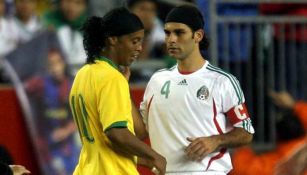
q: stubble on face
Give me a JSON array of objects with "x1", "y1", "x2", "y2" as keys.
[{"x1": 165, "y1": 23, "x2": 196, "y2": 61}]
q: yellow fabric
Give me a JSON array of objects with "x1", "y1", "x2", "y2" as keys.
[{"x1": 70, "y1": 60, "x2": 138, "y2": 175}]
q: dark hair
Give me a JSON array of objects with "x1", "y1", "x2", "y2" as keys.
[
  {"x1": 81, "y1": 16, "x2": 107, "y2": 64},
  {"x1": 0, "y1": 145, "x2": 13, "y2": 164},
  {"x1": 276, "y1": 111, "x2": 305, "y2": 142},
  {"x1": 127, "y1": 0, "x2": 157, "y2": 8},
  {"x1": 165, "y1": 4, "x2": 209, "y2": 50},
  {"x1": 81, "y1": 7, "x2": 144, "y2": 64},
  {"x1": 196, "y1": 28, "x2": 210, "y2": 51}
]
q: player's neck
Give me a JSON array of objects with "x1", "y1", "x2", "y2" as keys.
[
  {"x1": 101, "y1": 49, "x2": 119, "y2": 66},
  {"x1": 177, "y1": 50, "x2": 205, "y2": 73}
]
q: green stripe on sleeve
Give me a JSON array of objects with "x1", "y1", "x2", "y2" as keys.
[
  {"x1": 207, "y1": 64, "x2": 243, "y2": 104},
  {"x1": 208, "y1": 64, "x2": 243, "y2": 97},
  {"x1": 104, "y1": 121, "x2": 128, "y2": 132}
]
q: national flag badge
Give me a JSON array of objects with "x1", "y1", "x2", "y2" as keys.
[{"x1": 197, "y1": 85, "x2": 209, "y2": 100}]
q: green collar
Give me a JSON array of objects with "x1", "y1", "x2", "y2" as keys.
[{"x1": 96, "y1": 57, "x2": 118, "y2": 70}]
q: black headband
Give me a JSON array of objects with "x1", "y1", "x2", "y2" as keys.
[
  {"x1": 165, "y1": 5, "x2": 204, "y2": 31},
  {"x1": 127, "y1": 0, "x2": 157, "y2": 8},
  {"x1": 103, "y1": 7, "x2": 144, "y2": 36}
]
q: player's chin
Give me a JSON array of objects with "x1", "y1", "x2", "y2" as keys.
[
  {"x1": 168, "y1": 53, "x2": 180, "y2": 59},
  {"x1": 125, "y1": 60, "x2": 134, "y2": 66},
  {"x1": 131, "y1": 58, "x2": 137, "y2": 63}
]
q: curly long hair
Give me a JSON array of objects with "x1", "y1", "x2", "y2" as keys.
[
  {"x1": 81, "y1": 16, "x2": 108, "y2": 64},
  {"x1": 81, "y1": 7, "x2": 144, "y2": 64}
]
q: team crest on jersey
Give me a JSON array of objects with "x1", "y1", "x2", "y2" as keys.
[{"x1": 197, "y1": 85, "x2": 209, "y2": 100}]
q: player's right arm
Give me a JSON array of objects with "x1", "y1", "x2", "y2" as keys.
[
  {"x1": 105, "y1": 128, "x2": 166, "y2": 174},
  {"x1": 101, "y1": 74, "x2": 166, "y2": 174},
  {"x1": 274, "y1": 143, "x2": 307, "y2": 175}
]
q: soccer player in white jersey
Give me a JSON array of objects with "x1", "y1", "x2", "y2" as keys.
[{"x1": 139, "y1": 5, "x2": 255, "y2": 175}]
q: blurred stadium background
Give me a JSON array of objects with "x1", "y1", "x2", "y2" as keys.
[{"x1": 0, "y1": 0, "x2": 306, "y2": 174}]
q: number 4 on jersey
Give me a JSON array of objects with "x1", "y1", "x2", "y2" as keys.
[{"x1": 161, "y1": 80, "x2": 171, "y2": 98}]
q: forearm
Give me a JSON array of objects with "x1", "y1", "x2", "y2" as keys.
[
  {"x1": 137, "y1": 157, "x2": 152, "y2": 167},
  {"x1": 213, "y1": 127, "x2": 253, "y2": 149},
  {"x1": 66, "y1": 121, "x2": 77, "y2": 135},
  {"x1": 185, "y1": 127, "x2": 253, "y2": 161},
  {"x1": 291, "y1": 144, "x2": 307, "y2": 170},
  {"x1": 107, "y1": 128, "x2": 167, "y2": 174},
  {"x1": 274, "y1": 143, "x2": 307, "y2": 175},
  {"x1": 106, "y1": 128, "x2": 156, "y2": 160},
  {"x1": 131, "y1": 100, "x2": 148, "y2": 140}
]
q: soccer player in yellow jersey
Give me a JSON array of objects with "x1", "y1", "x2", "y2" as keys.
[{"x1": 69, "y1": 7, "x2": 166, "y2": 175}]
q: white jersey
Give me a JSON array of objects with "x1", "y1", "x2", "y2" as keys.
[{"x1": 140, "y1": 61, "x2": 254, "y2": 174}]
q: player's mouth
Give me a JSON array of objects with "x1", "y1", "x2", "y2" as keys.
[
  {"x1": 131, "y1": 54, "x2": 139, "y2": 61},
  {"x1": 168, "y1": 47, "x2": 180, "y2": 54}
]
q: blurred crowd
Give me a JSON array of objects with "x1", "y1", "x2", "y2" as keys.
[
  {"x1": 0, "y1": 0, "x2": 181, "y2": 174},
  {"x1": 0, "y1": 0, "x2": 307, "y2": 175},
  {"x1": 0, "y1": 0, "x2": 177, "y2": 84},
  {"x1": 231, "y1": 91, "x2": 307, "y2": 175}
]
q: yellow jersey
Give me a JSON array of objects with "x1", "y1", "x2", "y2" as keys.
[{"x1": 69, "y1": 57, "x2": 139, "y2": 175}]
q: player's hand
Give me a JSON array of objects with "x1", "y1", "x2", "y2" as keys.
[
  {"x1": 274, "y1": 155, "x2": 305, "y2": 175},
  {"x1": 269, "y1": 90, "x2": 295, "y2": 109},
  {"x1": 185, "y1": 136, "x2": 219, "y2": 162},
  {"x1": 51, "y1": 122, "x2": 76, "y2": 142},
  {"x1": 137, "y1": 156, "x2": 166, "y2": 175},
  {"x1": 151, "y1": 153, "x2": 167, "y2": 175},
  {"x1": 9, "y1": 165, "x2": 31, "y2": 175},
  {"x1": 274, "y1": 159, "x2": 297, "y2": 175},
  {"x1": 52, "y1": 127, "x2": 70, "y2": 142}
]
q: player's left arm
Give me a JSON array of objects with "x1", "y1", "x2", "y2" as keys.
[
  {"x1": 186, "y1": 103, "x2": 254, "y2": 161},
  {"x1": 274, "y1": 143, "x2": 307, "y2": 175},
  {"x1": 206, "y1": 76, "x2": 255, "y2": 152},
  {"x1": 185, "y1": 76, "x2": 254, "y2": 161},
  {"x1": 185, "y1": 126, "x2": 253, "y2": 162}
]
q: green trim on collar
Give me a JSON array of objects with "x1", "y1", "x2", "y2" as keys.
[
  {"x1": 96, "y1": 57, "x2": 118, "y2": 70},
  {"x1": 104, "y1": 121, "x2": 128, "y2": 132}
]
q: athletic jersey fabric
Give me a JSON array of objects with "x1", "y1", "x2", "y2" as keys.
[
  {"x1": 70, "y1": 57, "x2": 139, "y2": 175},
  {"x1": 140, "y1": 61, "x2": 254, "y2": 173}
]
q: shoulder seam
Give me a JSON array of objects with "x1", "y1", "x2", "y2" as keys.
[
  {"x1": 156, "y1": 65, "x2": 176, "y2": 73},
  {"x1": 207, "y1": 64, "x2": 243, "y2": 104}
]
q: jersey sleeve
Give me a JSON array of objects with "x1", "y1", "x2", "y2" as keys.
[
  {"x1": 98, "y1": 74, "x2": 133, "y2": 132},
  {"x1": 220, "y1": 76, "x2": 255, "y2": 134},
  {"x1": 139, "y1": 78, "x2": 154, "y2": 131}
]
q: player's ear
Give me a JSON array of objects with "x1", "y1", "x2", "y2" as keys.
[
  {"x1": 107, "y1": 36, "x2": 118, "y2": 46},
  {"x1": 194, "y1": 29, "x2": 204, "y2": 43}
]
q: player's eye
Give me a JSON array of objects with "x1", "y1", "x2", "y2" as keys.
[
  {"x1": 175, "y1": 31, "x2": 185, "y2": 36},
  {"x1": 164, "y1": 30, "x2": 170, "y2": 36}
]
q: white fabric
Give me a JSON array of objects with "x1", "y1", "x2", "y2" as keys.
[
  {"x1": 148, "y1": 18, "x2": 165, "y2": 50},
  {"x1": 0, "y1": 17, "x2": 19, "y2": 57},
  {"x1": 0, "y1": 15, "x2": 41, "y2": 58},
  {"x1": 140, "y1": 61, "x2": 254, "y2": 173},
  {"x1": 12, "y1": 15, "x2": 42, "y2": 43},
  {"x1": 57, "y1": 26, "x2": 86, "y2": 75}
]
